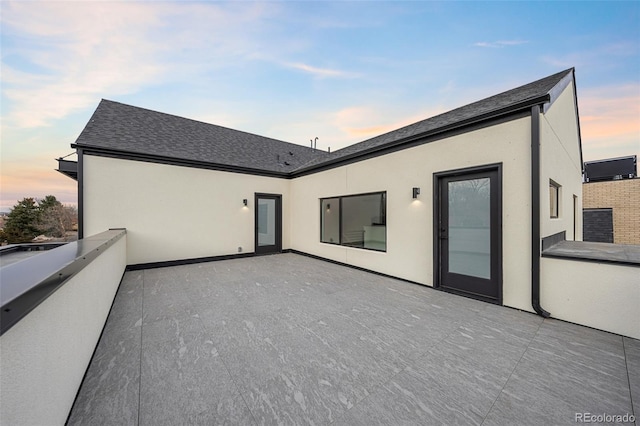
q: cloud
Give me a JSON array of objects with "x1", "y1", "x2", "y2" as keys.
[
  {"x1": 0, "y1": 1, "x2": 281, "y2": 129},
  {"x1": 332, "y1": 105, "x2": 447, "y2": 143},
  {"x1": 474, "y1": 40, "x2": 528, "y2": 48},
  {"x1": 542, "y1": 42, "x2": 639, "y2": 70},
  {"x1": 578, "y1": 84, "x2": 640, "y2": 161},
  {"x1": 284, "y1": 62, "x2": 357, "y2": 78},
  {"x1": 1, "y1": 2, "x2": 166, "y2": 127}
]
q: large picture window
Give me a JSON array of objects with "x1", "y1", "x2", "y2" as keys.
[{"x1": 320, "y1": 192, "x2": 386, "y2": 252}]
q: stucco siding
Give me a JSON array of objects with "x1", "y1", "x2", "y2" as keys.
[
  {"x1": 541, "y1": 257, "x2": 640, "y2": 339},
  {"x1": 540, "y1": 81, "x2": 583, "y2": 241},
  {"x1": 0, "y1": 234, "x2": 126, "y2": 426},
  {"x1": 83, "y1": 155, "x2": 291, "y2": 265},
  {"x1": 290, "y1": 116, "x2": 534, "y2": 312}
]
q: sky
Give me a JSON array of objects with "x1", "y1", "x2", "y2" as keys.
[{"x1": 1, "y1": 1, "x2": 639, "y2": 212}]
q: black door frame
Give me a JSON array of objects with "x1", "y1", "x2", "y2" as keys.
[
  {"x1": 254, "y1": 193, "x2": 282, "y2": 255},
  {"x1": 433, "y1": 163, "x2": 503, "y2": 304}
]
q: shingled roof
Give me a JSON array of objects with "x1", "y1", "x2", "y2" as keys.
[
  {"x1": 73, "y1": 100, "x2": 328, "y2": 175},
  {"x1": 73, "y1": 68, "x2": 574, "y2": 177},
  {"x1": 293, "y1": 68, "x2": 575, "y2": 173}
]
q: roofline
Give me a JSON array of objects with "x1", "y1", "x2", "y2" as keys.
[
  {"x1": 569, "y1": 69, "x2": 585, "y2": 173},
  {"x1": 583, "y1": 155, "x2": 637, "y2": 165},
  {"x1": 292, "y1": 94, "x2": 550, "y2": 177},
  {"x1": 73, "y1": 93, "x2": 551, "y2": 180},
  {"x1": 72, "y1": 145, "x2": 293, "y2": 179},
  {"x1": 96, "y1": 99, "x2": 318, "y2": 154}
]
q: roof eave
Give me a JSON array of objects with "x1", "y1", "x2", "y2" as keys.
[
  {"x1": 292, "y1": 94, "x2": 551, "y2": 177},
  {"x1": 71, "y1": 144, "x2": 293, "y2": 179}
]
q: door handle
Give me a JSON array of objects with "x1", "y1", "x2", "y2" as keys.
[{"x1": 440, "y1": 227, "x2": 448, "y2": 239}]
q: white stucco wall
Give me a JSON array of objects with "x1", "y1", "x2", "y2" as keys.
[
  {"x1": 540, "y1": 81, "x2": 583, "y2": 241},
  {"x1": 0, "y1": 234, "x2": 126, "y2": 426},
  {"x1": 541, "y1": 257, "x2": 640, "y2": 339},
  {"x1": 83, "y1": 156, "x2": 291, "y2": 265},
  {"x1": 290, "y1": 116, "x2": 535, "y2": 312}
]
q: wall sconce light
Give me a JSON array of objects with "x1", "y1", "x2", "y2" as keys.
[
  {"x1": 412, "y1": 187, "x2": 420, "y2": 199},
  {"x1": 243, "y1": 199, "x2": 248, "y2": 206},
  {"x1": 326, "y1": 203, "x2": 331, "y2": 211}
]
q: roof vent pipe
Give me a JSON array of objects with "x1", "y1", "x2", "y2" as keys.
[
  {"x1": 314, "y1": 137, "x2": 318, "y2": 150},
  {"x1": 328, "y1": 147, "x2": 330, "y2": 153}
]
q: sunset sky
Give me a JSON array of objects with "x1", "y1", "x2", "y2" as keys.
[{"x1": 1, "y1": 1, "x2": 638, "y2": 212}]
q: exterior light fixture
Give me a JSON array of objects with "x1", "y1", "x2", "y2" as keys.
[
  {"x1": 243, "y1": 199, "x2": 248, "y2": 206},
  {"x1": 326, "y1": 203, "x2": 331, "y2": 211},
  {"x1": 412, "y1": 187, "x2": 420, "y2": 199}
]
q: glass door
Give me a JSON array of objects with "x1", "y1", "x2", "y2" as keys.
[
  {"x1": 436, "y1": 167, "x2": 501, "y2": 303},
  {"x1": 255, "y1": 194, "x2": 282, "y2": 255}
]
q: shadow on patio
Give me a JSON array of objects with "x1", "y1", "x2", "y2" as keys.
[{"x1": 68, "y1": 253, "x2": 638, "y2": 425}]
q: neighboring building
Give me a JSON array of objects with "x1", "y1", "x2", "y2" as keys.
[
  {"x1": 59, "y1": 69, "x2": 584, "y2": 316},
  {"x1": 583, "y1": 156, "x2": 639, "y2": 244}
]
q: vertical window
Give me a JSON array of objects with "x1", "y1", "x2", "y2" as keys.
[
  {"x1": 320, "y1": 192, "x2": 386, "y2": 251},
  {"x1": 573, "y1": 194, "x2": 578, "y2": 240},
  {"x1": 549, "y1": 181, "x2": 560, "y2": 218}
]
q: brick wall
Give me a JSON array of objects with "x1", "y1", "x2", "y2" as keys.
[{"x1": 582, "y1": 178, "x2": 640, "y2": 245}]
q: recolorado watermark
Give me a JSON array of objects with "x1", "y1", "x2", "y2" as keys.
[{"x1": 575, "y1": 412, "x2": 635, "y2": 423}]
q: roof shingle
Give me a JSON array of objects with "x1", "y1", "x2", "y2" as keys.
[
  {"x1": 73, "y1": 68, "x2": 574, "y2": 176},
  {"x1": 73, "y1": 101, "x2": 328, "y2": 174}
]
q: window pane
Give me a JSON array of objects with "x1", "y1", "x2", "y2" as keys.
[
  {"x1": 321, "y1": 198, "x2": 340, "y2": 244},
  {"x1": 549, "y1": 183, "x2": 559, "y2": 218},
  {"x1": 320, "y1": 192, "x2": 387, "y2": 252},
  {"x1": 257, "y1": 198, "x2": 275, "y2": 246},
  {"x1": 448, "y1": 178, "x2": 491, "y2": 279},
  {"x1": 341, "y1": 193, "x2": 386, "y2": 251}
]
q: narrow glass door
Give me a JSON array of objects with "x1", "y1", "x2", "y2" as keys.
[{"x1": 255, "y1": 194, "x2": 281, "y2": 254}]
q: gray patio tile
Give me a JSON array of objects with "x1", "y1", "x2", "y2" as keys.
[
  {"x1": 139, "y1": 316, "x2": 240, "y2": 425},
  {"x1": 333, "y1": 369, "x2": 484, "y2": 426},
  {"x1": 306, "y1": 314, "x2": 408, "y2": 377},
  {"x1": 404, "y1": 354, "x2": 503, "y2": 421},
  {"x1": 623, "y1": 337, "x2": 640, "y2": 417},
  {"x1": 67, "y1": 273, "x2": 142, "y2": 426},
  {"x1": 439, "y1": 315, "x2": 533, "y2": 358},
  {"x1": 213, "y1": 322, "x2": 329, "y2": 391},
  {"x1": 67, "y1": 334, "x2": 141, "y2": 426},
  {"x1": 142, "y1": 269, "x2": 198, "y2": 323},
  {"x1": 241, "y1": 361, "x2": 370, "y2": 425},
  {"x1": 425, "y1": 291, "x2": 487, "y2": 316},
  {"x1": 142, "y1": 312, "x2": 211, "y2": 349},
  {"x1": 476, "y1": 303, "x2": 543, "y2": 336},
  {"x1": 217, "y1": 317, "x2": 396, "y2": 423},
  {"x1": 527, "y1": 333, "x2": 627, "y2": 382},
  {"x1": 399, "y1": 319, "x2": 533, "y2": 421},
  {"x1": 179, "y1": 393, "x2": 257, "y2": 426},
  {"x1": 366, "y1": 319, "x2": 453, "y2": 362},
  {"x1": 98, "y1": 271, "x2": 144, "y2": 349},
  {"x1": 283, "y1": 291, "x2": 344, "y2": 325},
  {"x1": 537, "y1": 317, "x2": 623, "y2": 351},
  {"x1": 69, "y1": 255, "x2": 638, "y2": 426},
  {"x1": 108, "y1": 270, "x2": 144, "y2": 317},
  {"x1": 485, "y1": 345, "x2": 633, "y2": 426}
]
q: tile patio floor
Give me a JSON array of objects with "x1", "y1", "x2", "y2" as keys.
[{"x1": 68, "y1": 253, "x2": 639, "y2": 425}]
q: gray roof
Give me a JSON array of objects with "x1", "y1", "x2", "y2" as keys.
[
  {"x1": 73, "y1": 68, "x2": 574, "y2": 176},
  {"x1": 73, "y1": 100, "x2": 328, "y2": 174},
  {"x1": 294, "y1": 68, "x2": 574, "y2": 172}
]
